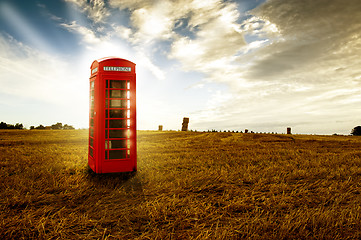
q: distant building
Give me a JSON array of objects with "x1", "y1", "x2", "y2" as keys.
[
  {"x1": 182, "y1": 118, "x2": 189, "y2": 131},
  {"x1": 287, "y1": 127, "x2": 292, "y2": 134}
]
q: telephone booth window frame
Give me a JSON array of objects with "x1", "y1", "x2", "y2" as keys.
[{"x1": 104, "y1": 78, "x2": 132, "y2": 161}]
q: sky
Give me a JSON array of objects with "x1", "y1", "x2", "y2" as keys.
[{"x1": 0, "y1": 0, "x2": 361, "y2": 134}]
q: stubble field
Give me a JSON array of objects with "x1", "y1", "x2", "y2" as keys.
[{"x1": 1, "y1": 130, "x2": 361, "y2": 239}]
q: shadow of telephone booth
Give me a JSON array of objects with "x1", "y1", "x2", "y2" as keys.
[{"x1": 88, "y1": 57, "x2": 137, "y2": 173}]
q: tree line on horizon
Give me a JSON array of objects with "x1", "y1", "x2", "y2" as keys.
[
  {"x1": 0, "y1": 122, "x2": 24, "y2": 129},
  {"x1": 30, "y1": 122, "x2": 75, "y2": 130},
  {"x1": 0, "y1": 122, "x2": 74, "y2": 130}
]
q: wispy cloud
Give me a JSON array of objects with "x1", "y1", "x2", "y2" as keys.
[
  {"x1": 60, "y1": 21, "x2": 103, "y2": 45},
  {"x1": 244, "y1": 0, "x2": 361, "y2": 82},
  {"x1": 64, "y1": 0, "x2": 110, "y2": 23},
  {"x1": 170, "y1": 2, "x2": 246, "y2": 68}
]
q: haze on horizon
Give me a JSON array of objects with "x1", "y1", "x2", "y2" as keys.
[{"x1": 0, "y1": 0, "x2": 361, "y2": 135}]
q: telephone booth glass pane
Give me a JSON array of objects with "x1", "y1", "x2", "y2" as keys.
[
  {"x1": 109, "y1": 129, "x2": 127, "y2": 138},
  {"x1": 109, "y1": 119, "x2": 127, "y2": 128},
  {"x1": 110, "y1": 100, "x2": 127, "y2": 108},
  {"x1": 110, "y1": 80, "x2": 126, "y2": 89},
  {"x1": 109, "y1": 109, "x2": 127, "y2": 118},
  {"x1": 110, "y1": 140, "x2": 127, "y2": 149},
  {"x1": 109, "y1": 150, "x2": 126, "y2": 159},
  {"x1": 110, "y1": 90, "x2": 127, "y2": 98}
]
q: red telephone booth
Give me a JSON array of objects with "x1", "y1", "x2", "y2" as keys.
[{"x1": 88, "y1": 57, "x2": 136, "y2": 173}]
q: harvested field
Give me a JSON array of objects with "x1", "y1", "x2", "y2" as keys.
[{"x1": 1, "y1": 130, "x2": 361, "y2": 239}]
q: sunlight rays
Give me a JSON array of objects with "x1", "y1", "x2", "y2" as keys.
[{"x1": 0, "y1": 2, "x2": 53, "y2": 52}]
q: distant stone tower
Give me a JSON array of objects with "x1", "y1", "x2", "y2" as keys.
[
  {"x1": 181, "y1": 118, "x2": 189, "y2": 131},
  {"x1": 287, "y1": 127, "x2": 291, "y2": 134},
  {"x1": 158, "y1": 125, "x2": 163, "y2": 131}
]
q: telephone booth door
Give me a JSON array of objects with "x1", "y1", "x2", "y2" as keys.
[{"x1": 88, "y1": 57, "x2": 136, "y2": 173}]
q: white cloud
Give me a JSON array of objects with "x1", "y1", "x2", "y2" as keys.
[
  {"x1": 64, "y1": 0, "x2": 110, "y2": 23},
  {"x1": 110, "y1": 0, "x2": 178, "y2": 43},
  {"x1": 169, "y1": 1, "x2": 246, "y2": 73},
  {"x1": 240, "y1": 16, "x2": 280, "y2": 38},
  {"x1": 129, "y1": 2, "x2": 175, "y2": 43},
  {"x1": 113, "y1": 25, "x2": 133, "y2": 40},
  {"x1": 109, "y1": 0, "x2": 243, "y2": 44},
  {"x1": 135, "y1": 51, "x2": 165, "y2": 80},
  {"x1": 240, "y1": 39, "x2": 269, "y2": 54},
  {"x1": 59, "y1": 21, "x2": 102, "y2": 45}
]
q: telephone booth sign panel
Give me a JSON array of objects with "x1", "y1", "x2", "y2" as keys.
[{"x1": 88, "y1": 57, "x2": 136, "y2": 173}]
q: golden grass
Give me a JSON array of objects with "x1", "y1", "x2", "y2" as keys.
[{"x1": 1, "y1": 130, "x2": 361, "y2": 239}]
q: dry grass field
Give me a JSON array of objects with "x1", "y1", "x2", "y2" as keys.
[{"x1": 1, "y1": 130, "x2": 361, "y2": 239}]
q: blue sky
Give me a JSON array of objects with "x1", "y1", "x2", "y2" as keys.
[{"x1": 1, "y1": 0, "x2": 361, "y2": 134}]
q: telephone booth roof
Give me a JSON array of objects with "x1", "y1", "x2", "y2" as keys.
[{"x1": 90, "y1": 57, "x2": 135, "y2": 73}]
